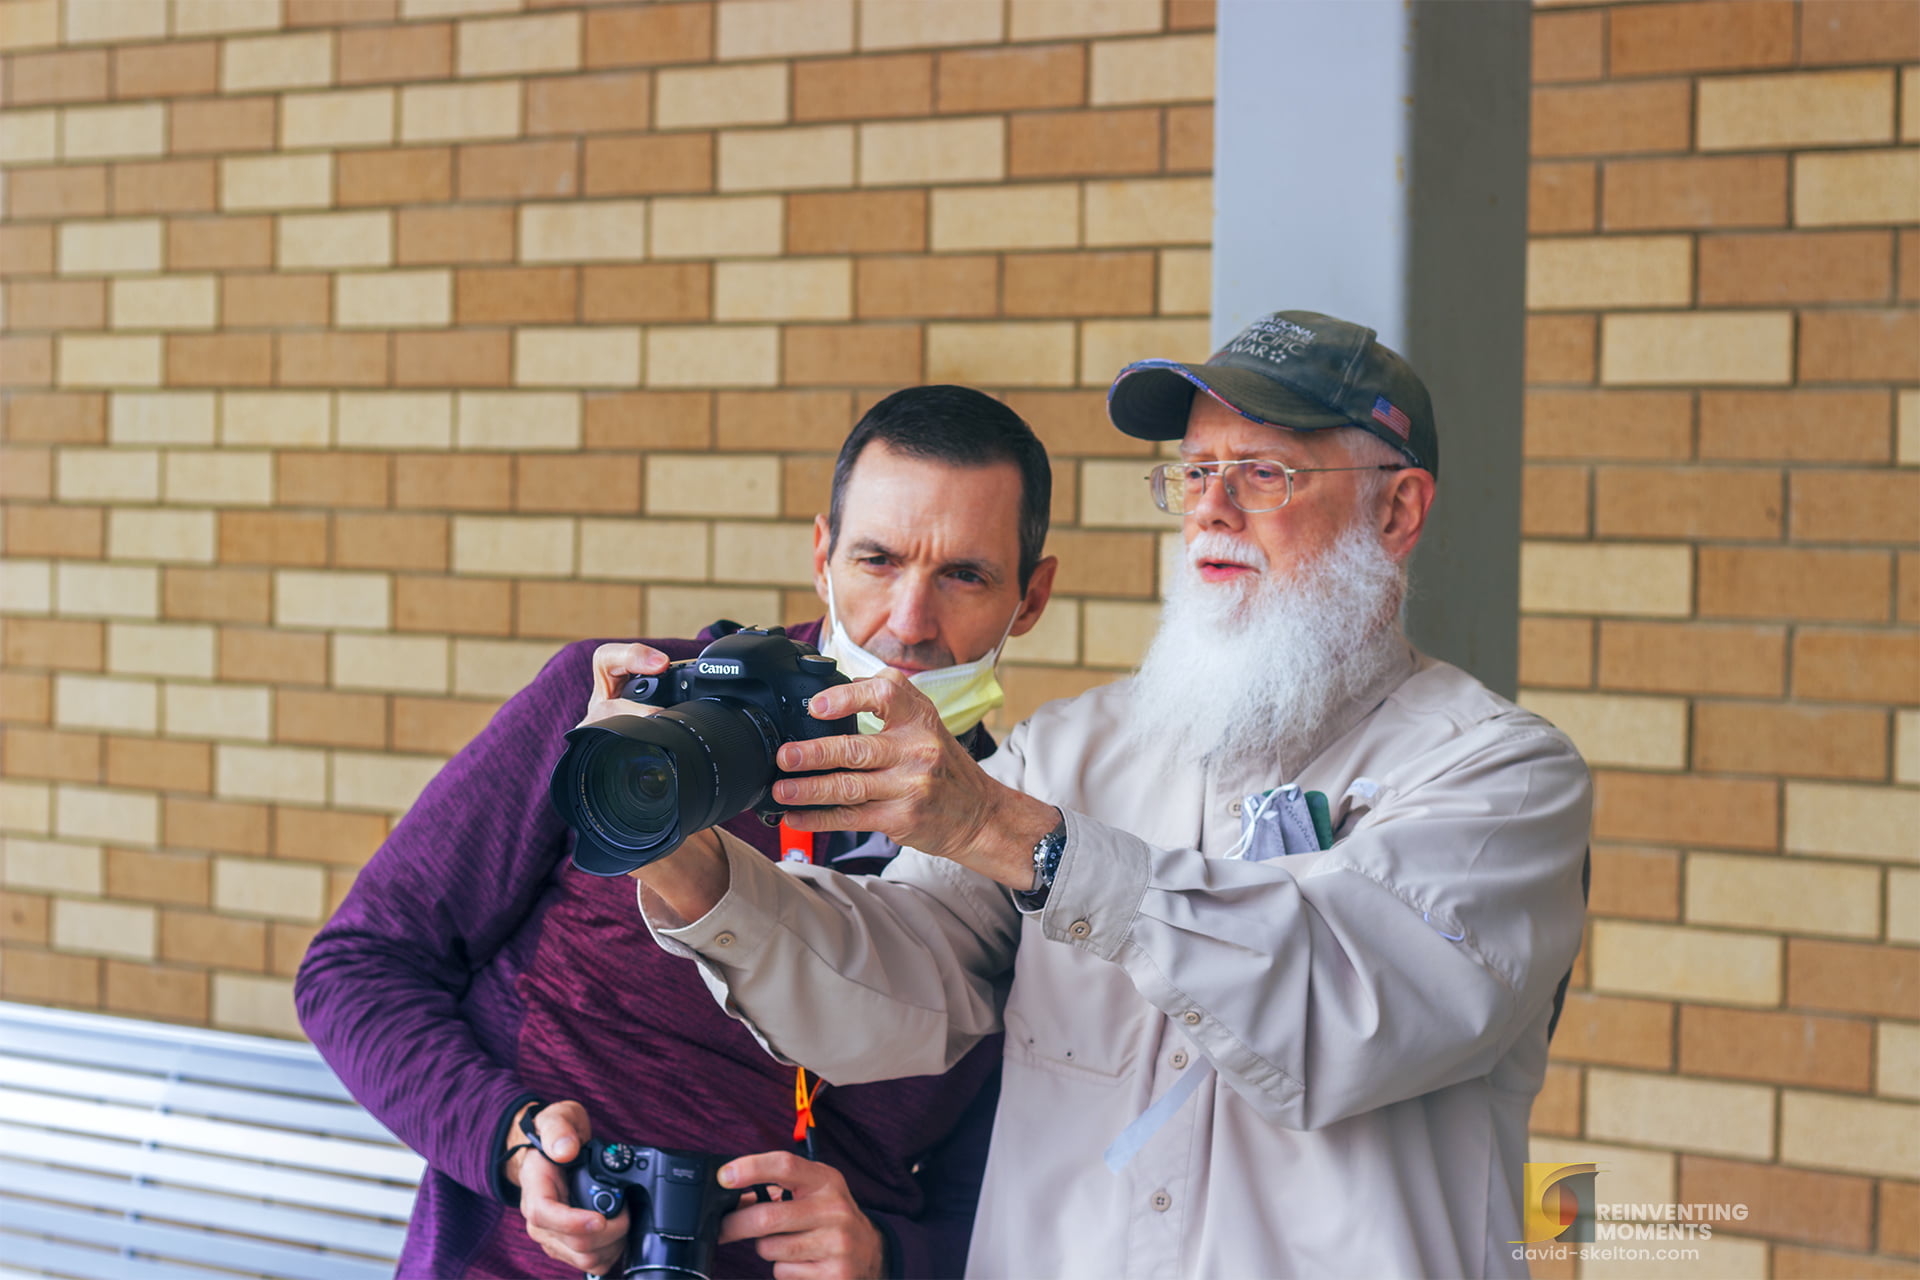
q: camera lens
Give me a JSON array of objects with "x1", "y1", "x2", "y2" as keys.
[{"x1": 550, "y1": 699, "x2": 782, "y2": 876}]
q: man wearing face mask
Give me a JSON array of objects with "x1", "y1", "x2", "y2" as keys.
[{"x1": 295, "y1": 385, "x2": 1056, "y2": 1280}]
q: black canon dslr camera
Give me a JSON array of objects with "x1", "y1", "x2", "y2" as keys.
[
  {"x1": 549, "y1": 626, "x2": 855, "y2": 875},
  {"x1": 533, "y1": 1132, "x2": 789, "y2": 1280}
]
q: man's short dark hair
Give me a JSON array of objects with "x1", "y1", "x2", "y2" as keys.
[{"x1": 828, "y1": 386, "x2": 1052, "y2": 591}]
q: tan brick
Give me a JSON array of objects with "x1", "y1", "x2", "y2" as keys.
[
  {"x1": 1089, "y1": 33, "x2": 1210, "y2": 107},
  {"x1": 9, "y1": 48, "x2": 108, "y2": 105},
  {"x1": 104, "y1": 961, "x2": 206, "y2": 1024},
  {"x1": 1796, "y1": 627, "x2": 1920, "y2": 706},
  {"x1": 515, "y1": 453, "x2": 640, "y2": 515},
  {"x1": 163, "y1": 682, "x2": 273, "y2": 742},
  {"x1": 449, "y1": 391, "x2": 577, "y2": 452},
  {"x1": 1698, "y1": 230, "x2": 1893, "y2": 307},
  {"x1": 0, "y1": 944, "x2": 100, "y2": 1007},
  {"x1": 396, "y1": 207, "x2": 514, "y2": 268},
  {"x1": 716, "y1": 0, "x2": 851, "y2": 59},
  {"x1": 2, "y1": 617, "x2": 104, "y2": 673},
  {"x1": 1520, "y1": 464, "x2": 1589, "y2": 538},
  {"x1": 114, "y1": 40, "x2": 219, "y2": 98},
  {"x1": 936, "y1": 43, "x2": 1082, "y2": 115},
  {"x1": 387, "y1": 696, "x2": 491, "y2": 757},
  {"x1": 1531, "y1": 9, "x2": 1602, "y2": 83},
  {"x1": 1610, "y1": 0, "x2": 1793, "y2": 77},
  {"x1": 921, "y1": 322, "x2": 1071, "y2": 388},
  {"x1": 777, "y1": 323, "x2": 919, "y2": 386},
  {"x1": 646, "y1": 586, "x2": 781, "y2": 639},
  {"x1": 5, "y1": 166, "x2": 105, "y2": 222},
  {"x1": 1084, "y1": 177, "x2": 1209, "y2": 247},
  {"x1": 716, "y1": 124, "x2": 854, "y2": 194},
  {"x1": 394, "y1": 574, "x2": 512, "y2": 635},
  {"x1": 337, "y1": 146, "x2": 452, "y2": 206},
  {"x1": 221, "y1": 32, "x2": 331, "y2": 93},
  {"x1": 1605, "y1": 155, "x2": 1788, "y2": 231},
  {"x1": 390, "y1": 330, "x2": 506, "y2": 387},
  {"x1": 449, "y1": 515, "x2": 574, "y2": 577},
  {"x1": 512, "y1": 580, "x2": 641, "y2": 639},
  {"x1": 786, "y1": 190, "x2": 923, "y2": 255},
  {"x1": 452, "y1": 266, "x2": 573, "y2": 326},
  {"x1": 1679, "y1": 1156, "x2": 1873, "y2": 1250},
  {"x1": 168, "y1": 98, "x2": 276, "y2": 160},
  {"x1": 1008, "y1": 0, "x2": 1158, "y2": 42},
  {"x1": 708, "y1": 259, "x2": 848, "y2": 323},
  {"x1": 456, "y1": 10, "x2": 579, "y2": 77},
  {"x1": 104, "y1": 848, "x2": 209, "y2": 909},
  {"x1": 1802, "y1": 308, "x2": 1920, "y2": 384},
  {"x1": 1528, "y1": 161, "x2": 1596, "y2": 237},
  {"x1": 173, "y1": 0, "x2": 281, "y2": 36},
  {"x1": 1700, "y1": 700, "x2": 1886, "y2": 780},
  {"x1": 288, "y1": 0, "x2": 396, "y2": 26},
  {"x1": 1586, "y1": 1066, "x2": 1774, "y2": 1160},
  {"x1": 1602, "y1": 311, "x2": 1792, "y2": 386},
  {"x1": 159, "y1": 908, "x2": 264, "y2": 973},
  {"x1": 1519, "y1": 542, "x2": 1691, "y2": 617},
  {"x1": 1884, "y1": 1021, "x2": 1920, "y2": 1099},
  {"x1": 340, "y1": 20, "x2": 451, "y2": 84},
  {"x1": 1522, "y1": 314, "x2": 1594, "y2": 384},
  {"x1": 657, "y1": 63, "x2": 787, "y2": 130},
  {"x1": 3, "y1": 727, "x2": 99, "y2": 783},
  {"x1": 585, "y1": 3, "x2": 713, "y2": 69},
  {"x1": 5, "y1": 504, "x2": 101, "y2": 559},
  {"x1": 853, "y1": 255, "x2": 996, "y2": 320},
  {"x1": 575, "y1": 135, "x2": 708, "y2": 198},
  {"x1": 270, "y1": 805, "x2": 387, "y2": 868},
  {"x1": 1593, "y1": 771, "x2": 1778, "y2": 851},
  {"x1": 60, "y1": 103, "x2": 165, "y2": 162},
  {"x1": 860, "y1": 0, "x2": 1001, "y2": 50},
  {"x1": 1550, "y1": 992, "x2": 1671, "y2": 1070},
  {"x1": 274, "y1": 688, "x2": 387, "y2": 750},
  {"x1": 279, "y1": 211, "x2": 394, "y2": 271},
  {"x1": 860, "y1": 117, "x2": 1003, "y2": 187},
  {"x1": 512, "y1": 201, "x2": 645, "y2": 264},
  {"x1": 1590, "y1": 841, "x2": 1681, "y2": 924},
  {"x1": 95, "y1": 161, "x2": 201, "y2": 221},
  {"x1": 1786, "y1": 780, "x2": 1920, "y2": 865},
  {"x1": 399, "y1": 80, "x2": 520, "y2": 145},
  {"x1": 212, "y1": 510, "x2": 324, "y2": 569},
  {"x1": 1789, "y1": 937, "x2": 1919, "y2": 1019},
  {"x1": 273, "y1": 332, "x2": 384, "y2": 388},
  {"x1": 105, "y1": 620, "x2": 216, "y2": 682},
  {"x1": 1517, "y1": 690, "x2": 1687, "y2": 770},
  {"x1": 1701, "y1": 390, "x2": 1891, "y2": 463},
  {"x1": 1783, "y1": 1092, "x2": 1920, "y2": 1180},
  {"x1": 161, "y1": 795, "x2": 267, "y2": 855},
  {"x1": 393, "y1": 453, "x2": 511, "y2": 511},
  {"x1": 4, "y1": 833, "x2": 104, "y2": 893},
  {"x1": 1532, "y1": 81, "x2": 1690, "y2": 159},
  {"x1": 1008, "y1": 107, "x2": 1159, "y2": 179},
  {"x1": 1801, "y1": 0, "x2": 1920, "y2": 65},
  {"x1": 1520, "y1": 390, "x2": 1683, "y2": 461},
  {"x1": 1516, "y1": 616, "x2": 1592, "y2": 689},
  {"x1": 1596, "y1": 465, "x2": 1784, "y2": 541},
  {"x1": 331, "y1": 633, "x2": 449, "y2": 696},
  {"x1": 164, "y1": 215, "x2": 271, "y2": 273},
  {"x1": 1700, "y1": 547, "x2": 1890, "y2": 623},
  {"x1": 51, "y1": 898, "x2": 154, "y2": 961},
  {"x1": 1527, "y1": 236, "x2": 1691, "y2": 311},
  {"x1": 929, "y1": 184, "x2": 1079, "y2": 252},
  {"x1": 53, "y1": 782, "x2": 159, "y2": 846},
  {"x1": 456, "y1": 138, "x2": 577, "y2": 202},
  {"x1": 215, "y1": 744, "x2": 328, "y2": 806},
  {"x1": 646, "y1": 454, "x2": 778, "y2": 519},
  {"x1": 162, "y1": 567, "x2": 271, "y2": 624},
  {"x1": 1699, "y1": 68, "x2": 1895, "y2": 152},
  {"x1": 211, "y1": 971, "x2": 299, "y2": 1036},
  {"x1": 578, "y1": 519, "x2": 709, "y2": 582},
  {"x1": 1692, "y1": 848, "x2": 1881, "y2": 939},
  {"x1": 1797, "y1": 149, "x2": 1920, "y2": 228},
  {"x1": 1793, "y1": 470, "x2": 1920, "y2": 545},
  {"x1": 791, "y1": 53, "x2": 929, "y2": 123},
  {"x1": 635, "y1": 325, "x2": 774, "y2": 388}
]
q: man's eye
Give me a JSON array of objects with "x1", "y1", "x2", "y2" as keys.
[
  {"x1": 1245, "y1": 464, "x2": 1285, "y2": 484},
  {"x1": 949, "y1": 570, "x2": 985, "y2": 585}
]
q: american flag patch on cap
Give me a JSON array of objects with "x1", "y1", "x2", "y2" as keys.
[{"x1": 1371, "y1": 395, "x2": 1410, "y2": 440}]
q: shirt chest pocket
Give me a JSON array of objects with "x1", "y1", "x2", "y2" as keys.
[{"x1": 1003, "y1": 942, "x2": 1142, "y2": 1084}]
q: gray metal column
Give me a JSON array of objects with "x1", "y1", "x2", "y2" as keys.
[{"x1": 1213, "y1": 0, "x2": 1531, "y2": 695}]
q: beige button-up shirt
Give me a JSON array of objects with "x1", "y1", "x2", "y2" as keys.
[{"x1": 651, "y1": 649, "x2": 1591, "y2": 1278}]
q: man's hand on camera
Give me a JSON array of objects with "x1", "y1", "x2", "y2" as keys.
[
  {"x1": 503, "y1": 1100, "x2": 628, "y2": 1276},
  {"x1": 580, "y1": 641, "x2": 673, "y2": 728},
  {"x1": 770, "y1": 670, "x2": 1059, "y2": 891},
  {"x1": 716, "y1": 1151, "x2": 886, "y2": 1280}
]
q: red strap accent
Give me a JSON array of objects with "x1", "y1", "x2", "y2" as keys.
[
  {"x1": 777, "y1": 819, "x2": 814, "y2": 865},
  {"x1": 793, "y1": 1067, "x2": 824, "y2": 1143}
]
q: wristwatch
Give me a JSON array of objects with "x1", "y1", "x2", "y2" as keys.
[{"x1": 1027, "y1": 811, "x2": 1068, "y2": 897}]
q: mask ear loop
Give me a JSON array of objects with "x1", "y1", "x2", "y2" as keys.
[{"x1": 1222, "y1": 787, "x2": 1284, "y2": 861}]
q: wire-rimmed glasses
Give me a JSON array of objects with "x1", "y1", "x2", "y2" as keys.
[{"x1": 1145, "y1": 460, "x2": 1407, "y2": 515}]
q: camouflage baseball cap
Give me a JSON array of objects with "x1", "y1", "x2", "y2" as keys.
[{"x1": 1106, "y1": 310, "x2": 1438, "y2": 476}]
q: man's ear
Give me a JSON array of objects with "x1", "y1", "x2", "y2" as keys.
[
  {"x1": 812, "y1": 514, "x2": 832, "y2": 605},
  {"x1": 1379, "y1": 470, "x2": 1437, "y2": 563},
  {"x1": 1008, "y1": 555, "x2": 1058, "y2": 638}
]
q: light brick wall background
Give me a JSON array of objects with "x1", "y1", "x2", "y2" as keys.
[
  {"x1": 0, "y1": 0, "x2": 1913, "y2": 1273},
  {"x1": 1520, "y1": 3, "x2": 1918, "y2": 1276}
]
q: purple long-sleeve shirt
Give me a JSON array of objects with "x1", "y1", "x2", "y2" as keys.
[{"x1": 295, "y1": 622, "x2": 1002, "y2": 1279}]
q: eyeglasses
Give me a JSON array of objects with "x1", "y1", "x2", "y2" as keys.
[{"x1": 1145, "y1": 460, "x2": 1408, "y2": 515}]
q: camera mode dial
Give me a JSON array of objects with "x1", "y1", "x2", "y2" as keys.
[{"x1": 601, "y1": 1142, "x2": 633, "y2": 1172}]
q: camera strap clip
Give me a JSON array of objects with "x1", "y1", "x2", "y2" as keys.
[{"x1": 777, "y1": 819, "x2": 816, "y2": 865}]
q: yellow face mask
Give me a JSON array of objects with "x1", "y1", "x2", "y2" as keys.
[{"x1": 819, "y1": 575, "x2": 1019, "y2": 737}]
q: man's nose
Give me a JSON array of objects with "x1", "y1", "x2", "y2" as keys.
[
  {"x1": 1189, "y1": 469, "x2": 1246, "y2": 530},
  {"x1": 883, "y1": 576, "x2": 940, "y2": 646}
]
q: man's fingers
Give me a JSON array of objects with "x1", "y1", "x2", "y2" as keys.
[
  {"x1": 533, "y1": 1100, "x2": 590, "y2": 1165},
  {"x1": 590, "y1": 641, "x2": 671, "y2": 699},
  {"x1": 721, "y1": 1150, "x2": 835, "y2": 1194},
  {"x1": 774, "y1": 804, "x2": 867, "y2": 833},
  {"x1": 802, "y1": 668, "x2": 932, "y2": 726}
]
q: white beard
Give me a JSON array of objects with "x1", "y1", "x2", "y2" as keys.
[{"x1": 1124, "y1": 524, "x2": 1407, "y2": 770}]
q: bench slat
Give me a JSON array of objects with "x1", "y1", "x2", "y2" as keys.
[
  {"x1": 0, "y1": 1123, "x2": 418, "y2": 1220},
  {"x1": 0, "y1": 1055, "x2": 399, "y2": 1145},
  {"x1": 0, "y1": 1091, "x2": 424, "y2": 1182},
  {"x1": 0, "y1": 1017, "x2": 353, "y2": 1100},
  {"x1": 0, "y1": 1232, "x2": 261, "y2": 1280},
  {"x1": 4, "y1": 1201, "x2": 394, "y2": 1280},
  {"x1": 0, "y1": 1158, "x2": 407, "y2": 1259}
]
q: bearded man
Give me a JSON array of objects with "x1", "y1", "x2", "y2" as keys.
[{"x1": 610, "y1": 311, "x2": 1592, "y2": 1279}]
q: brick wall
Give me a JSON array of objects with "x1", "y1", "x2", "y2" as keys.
[
  {"x1": 2, "y1": 0, "x2": 1916, "y2": 1271},
  {"x1": 0, "y1": 0, "x2": 1213, "y2": 1034},
  {"x1": 1520, "y1": 2, "x2": 1918, "y2": 1276}
]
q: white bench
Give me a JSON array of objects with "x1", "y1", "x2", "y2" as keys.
[{"x1": 0, "y1": 1000, "x2": 423, "y2": 1280}]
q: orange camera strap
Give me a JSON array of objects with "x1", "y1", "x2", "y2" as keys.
[{"x1": 777, "y1": 820, "x2": 825, "y2": 1157}]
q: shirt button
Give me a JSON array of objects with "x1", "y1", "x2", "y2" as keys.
[
  {"x1": 1182, "y1": 1010, "x2": 1201, "y2": 1025},
  {"x1": 1152, "y1": 1190, "x2": 1172, "y2": 1212},
  {"x1": 1228, "y1": 799, "x2": 1243, "y2": 816},
  {"x1": 714, "y1": 931, "x2": 736, "y2": 947},
  {"x1": 1170, "y1": 1050, "x2": 1189, "y2": 1069},
  {"x1": 1068, "y1": 919, "x2": 1092, "y2": 939}
]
